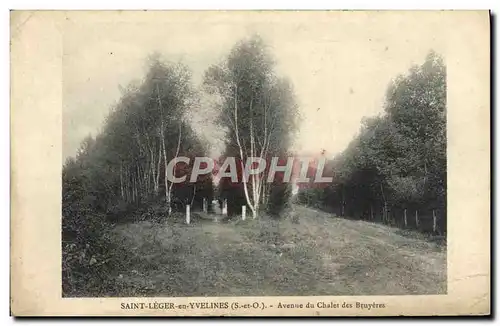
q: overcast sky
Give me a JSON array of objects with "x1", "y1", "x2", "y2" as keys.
[{"x1": 63, "y1": 11, "x2": 448, "y2": 162}]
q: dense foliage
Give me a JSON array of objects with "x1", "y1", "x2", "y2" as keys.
[
  {"x1": 297, "y1": 51, "x2": 446, "y2": 234},
  {"x1": 62, "y1": 55, "x2": 214, "y2": 295}
]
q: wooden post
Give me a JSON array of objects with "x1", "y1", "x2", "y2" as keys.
[
  {"x1": 186, "y1": 205, "x2": 190, "y2": 224},
  {"x1": 404, "y1": 209, "x2": 407, "y2": 228},
  {"x1": 415, "y1": 210, "x2": 419, "y2": 228},
  {"x1": 222, "y1": 199, "x2": 228, "y2": 216},
  {"x1": 432, "y1": 209, "x2": 437, "y2": 233},
  {"x1": 242, "y1": 206, "x2": 246, "y2": 220},
  {"x1": 203, "y1": 198, "x2": 207, "y2": 213}
]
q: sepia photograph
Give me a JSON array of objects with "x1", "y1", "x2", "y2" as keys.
[{"x1": 11, "y1": 10, "x2": 490, "y2": 316}]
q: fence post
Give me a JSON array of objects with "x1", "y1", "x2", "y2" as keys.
[
  {"x1": 203, "y1": 198, "x2": 207, "y2": 213},
  {"x1": 415, "y1": 210, "x2": 419, "y2": 228},
  {"x1": 404, "y1": 209, "x2": 407, "y2": 227},
  {"x1": 242, "y1": 205, "x2": 246, "y2": 220},
  {"x1": 186, "y1": 205, "x2": 190, "y2": 224},
  {"x1": 222, "y1": 199, "x2": 228, "y2": 216}
]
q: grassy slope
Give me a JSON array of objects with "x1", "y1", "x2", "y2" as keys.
[{"x1": 108, "y1": 205, "x2": 446, "y2": 297}]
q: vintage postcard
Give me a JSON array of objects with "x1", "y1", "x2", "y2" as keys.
[{"x1": 10, "y1": 10, "x2": 490, "y2": 316}]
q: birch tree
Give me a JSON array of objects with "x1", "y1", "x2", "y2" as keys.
[{"x1": 204, "y1": 35, "x2": 298, "y2": 218}]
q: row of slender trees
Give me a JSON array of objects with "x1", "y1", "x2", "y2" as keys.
[
  {"x1": 297, "y1": 51, "x2": 447, "y2": 234},
  {"x1": 63, "y1": 54, "x2": 214, "y2": 227},
  {"x1": 63, "y1": 37, "x2": 446, "y2": 233}
]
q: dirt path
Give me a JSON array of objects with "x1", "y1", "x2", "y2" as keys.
[{"x1": 108, "y1": 205, "x2": 446, "y2": 297}]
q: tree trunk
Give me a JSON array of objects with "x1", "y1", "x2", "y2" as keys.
[
  {"x1": 149, "y1": 147, "x2": 155, "y2": 194},
  {"x1": 167, "y1": 123, "x2": 183, "y2": 212},
  {"x1": 134, "y1": 172, "x2": 138, "y2": 202},
  {"x1": 222, "y1": 199, "x2": 228, "y2": 216},
  {"x1": 382, "y1": 203, "x2": 388, "y2": 224},
  {"x1": 380, "y1": 183, "x2": 388, "y2": 224},
  {"x1": 415, "y1": 210, "x2": 419, "y2": 228},
  {"x1": 155, "y1": 146, "x2": 161, "y2": 195},
  {"x1": 131, "y1": 173, "x2": 135, "y2": 202},
  {"x1": 136, "y1": 166, "x2": 141, "y2": 201},
  {"x1": 120, "y1": 162, "x2": 124, "y2": 200},
  {"x1": 147, "y1": 160, "x2": 152, "y2": 194},
  {"x1": 124, "y1": 167, "x2": 129, "y2": 202},
  {"x1": 161, "y1": 135, "x2": 170, "y2": 213},
  {"x1": 404, "y1": 208, "x2": 407, "y2": 228},
  {"x1": 433, "y1": 209, "x2": 437, "y2": 233},
  {"x1": 156, "y1": 85, "x2": 171, "y2": 215},
  {"x1": 261, "y1": 181, "x2": 268, "y2": 207},
  {"x1": 190, "y1": 184, "x2": 197, "y2": 206},
  {"x1": 233, "y1": 87, "x2": 256, "y2": 218},
  {"x1": 131, "y1": 172, "x2": 136, "y2": 202}
]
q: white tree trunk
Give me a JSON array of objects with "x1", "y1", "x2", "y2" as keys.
[
  {"x1": 157, "y1": 86, "x2": 170, "y2": 215},
  {"x1": 167, "y1": 123, "x2": 183, "y2": 209},
  {"x1": 155, "y1": 146, "x2": 161, "y2": 194},
  {"x1": 432, "y1": 209, "x2": 437, "y2": 233},
  {"x1": 156, "y1": 86, "x2": 183, "y2": 216},
  {"x1": 231, "y1": 89, "x2": 273, "y2": 219},
  {"x1": 149, "y1": 147, "x2": 156, "y2": 194},
  {"x1": 161, "y1": 134, "x2": 170, "y2": 213},
  {"x1": 222, "y1": 199, "x2": 228, "y2": 216}
]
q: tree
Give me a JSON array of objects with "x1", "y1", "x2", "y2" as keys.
[{"x1": 204, "y1": 35, "x2": 299, "y2": 218}]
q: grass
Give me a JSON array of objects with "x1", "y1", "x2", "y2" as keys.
[{"x1": 102, "y1": 204, "x2": 446, "y2": 297}]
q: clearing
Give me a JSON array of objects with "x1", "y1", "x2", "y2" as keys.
[{"x1": 107, "y1": 205, "x2": 446, "y2": 296}]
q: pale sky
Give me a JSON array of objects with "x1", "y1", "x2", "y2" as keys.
[{"x1": 63, "y1": 11, "x2": 448, "y2": 161}]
